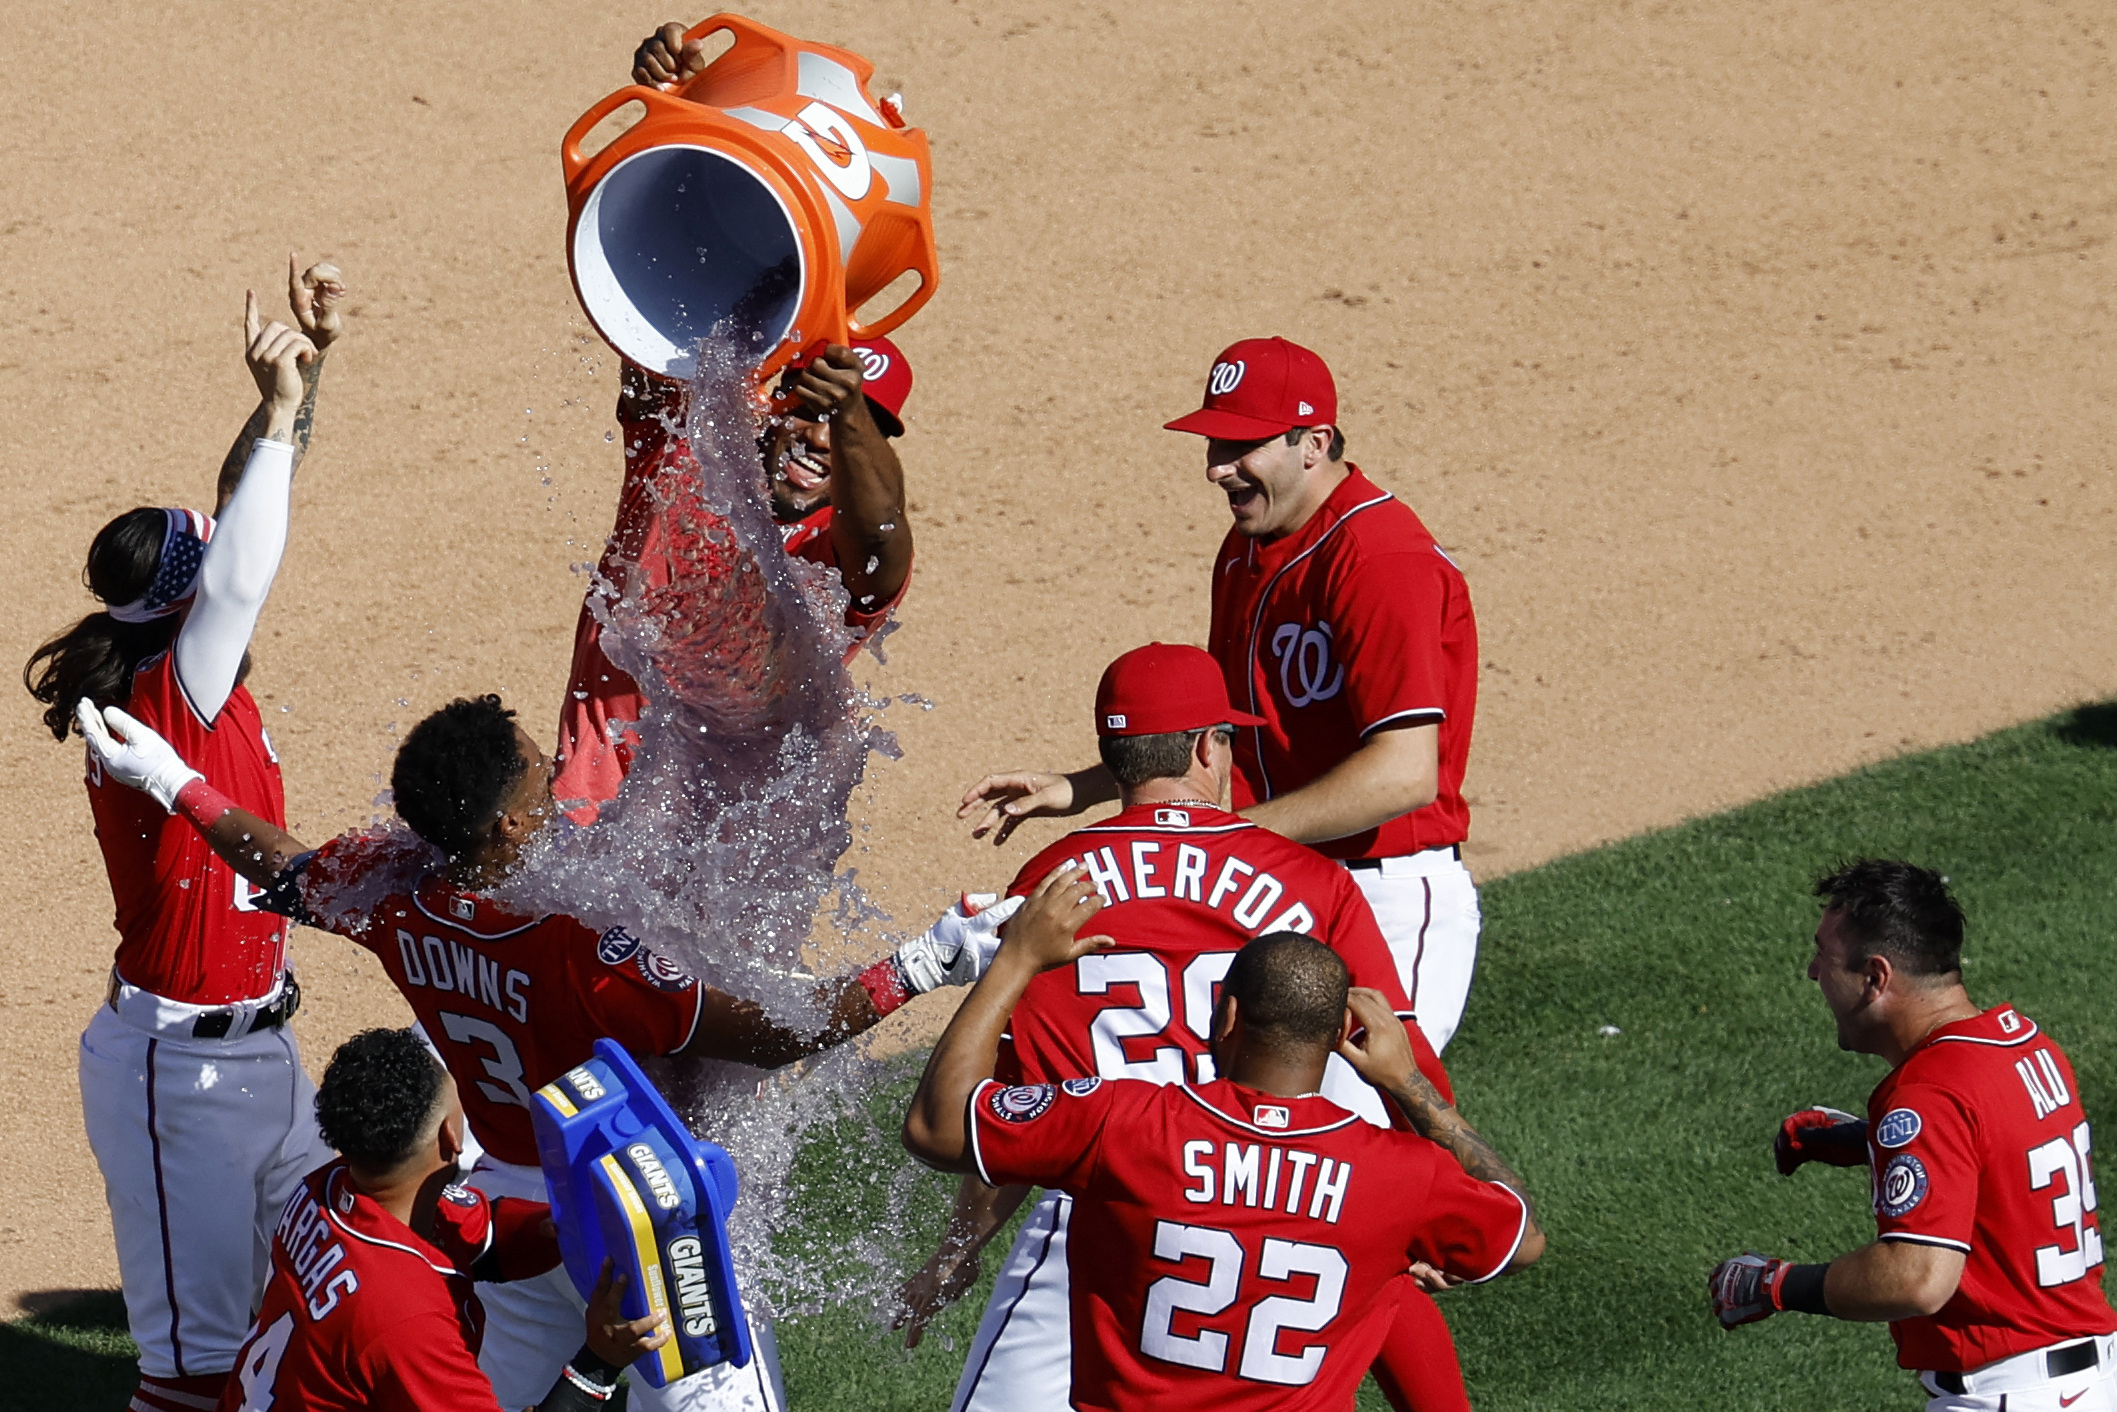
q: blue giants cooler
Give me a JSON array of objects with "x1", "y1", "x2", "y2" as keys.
[{"x1": 531, "y1": 1039, "x2": 753, "y2": 1384}]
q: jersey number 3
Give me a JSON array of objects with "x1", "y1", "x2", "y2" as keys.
[
  {"x1": 1140, "y1": 1220, "x2": 1348, "y2": 1386},
  {"x1": 2029, "y1": 1122, "x2": 2103, "y2": 1287}
]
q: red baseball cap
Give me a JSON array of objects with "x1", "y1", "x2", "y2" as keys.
[
  {"x1": 794, "y1": 336, "x2": 913, "y2": 436},
  {"x1": 1095, "y1": 643, "x2": 1266, "y2": 737},
  {"x1": 853, "y1": 336, "x2": 912, "y2": 436},
  {"x1": 1164, "y1": 337, "x2": 1337, "y2": 440}
]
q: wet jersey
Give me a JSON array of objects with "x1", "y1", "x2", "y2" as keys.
[
  {"x1": 553, "y1": 405, "x2": 907, "y2": 814},
  {"x1": 998, "y1": 804, "x2": 1450, "y2": 1111},
  {"x1": 220, "y1": 1159, "x2": 558, "y2": 1412},
  {"x1": 1864, "y1": 1005, "x2": 2117, "y2": 1372},
  {"x1": 1208, "y1": 467, "x2": 1477, "y2": 861},
  {"x1": 270, "y1": 836, "x2": 703, "y2": 1166},
  {"x1": 970, "y1": 1077, "x2": 1527, "y2": 1411},
  {"x1": 86, "y1": 650, "x2": 288, "y2": 1005}
]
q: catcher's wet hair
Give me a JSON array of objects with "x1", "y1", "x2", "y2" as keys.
[
  {"x1": 1220, "y1": 932, "x2": 1350, "y2": 1050},
  {"x1": 317, "y1": 1027, "x2": 447, "y2": 1170},
  {"x1": 1814, "y1": 858, "x2": 1964, "y2": 979},
  {"x1": 22, "y1": 509, "x2": 180, "y2": 740},
  {"x1": 1099, "y1": 725, "x2": 1233, "y2": 789},
  {"x1": 392, "y1": 694, "x2": 528, "y2": 857}
]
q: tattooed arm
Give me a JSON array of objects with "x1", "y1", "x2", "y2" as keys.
[{"x1": 1339, "y1": 987, "x2": 1546, "y2": 1275}]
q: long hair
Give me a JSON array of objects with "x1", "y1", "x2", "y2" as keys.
[{"x1": 23, "y1": 509, "x2": 180, "y2": 741}]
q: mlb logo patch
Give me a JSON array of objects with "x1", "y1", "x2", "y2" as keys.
[
  {"x1": 1254, "y1": 1105, "x2": 1290, "y2": 1130},
  {"x1": 1153, "y1": 808, "x2": 1192, "y2": 828},
  {"x1": 1999, "y1": 1010, "x2": 2022, "y2": 1033},
  {"x1": 451, "y1": 896, "x2": 476, "y2": 921}
]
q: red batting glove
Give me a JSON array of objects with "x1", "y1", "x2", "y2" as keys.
[
  {"x1": 1774, "y1": 1106, "x2": 1869, "y2": 1176},
  {"x1": 1708, "y1": 1252, "x2": 1792, "y2": 1329}
]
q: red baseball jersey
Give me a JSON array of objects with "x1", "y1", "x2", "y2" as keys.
[
  {"x1": 276, "y1": 837, "x2": 704, "y2": 1167},
  {"x1": 220, "y1": 1159, "x2": 556, "y2": 1412},
  {"x1": 1207, "y1": 467, "x2": 1477, "y2": 861},
  {"x1": 970, "y1": 1076, "x2": 1528, "y2": 1411},
  {"x1": 553, "y1": 412, "x2": 906, "y2": 814},
  {"x1": 85, "y1": 650, "x2": 288, "y2": 1005},
  {"x1": 1865, "y1": 1005, "x2": 2117, "y2": 1372},
  {"x1": 999, "y1": 804, "x2": 1448, "y2": 1101}
]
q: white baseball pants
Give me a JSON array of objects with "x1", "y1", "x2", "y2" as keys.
[
  {"x1": 1347, "y1": 850, "x2": 1482, "y2": 1053},
  {"x1": 1920, "y1": 1335, "x2": 2117, "y2": 1410},
  {"x1": 950, "y1": 1190, "x2": 1074, "y2": 1412},
  {"x1": 78, "y1": 988, "x2": 330, "y2": 1379},
  {"x1": 466, "y1": 1158, "x2": 787, "y2": 1412}
]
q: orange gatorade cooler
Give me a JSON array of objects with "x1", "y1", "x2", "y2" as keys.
[{"x1": 561, "y1": 13, "x2": 939, "y2": 381}]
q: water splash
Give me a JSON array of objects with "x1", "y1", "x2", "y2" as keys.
[{"x1": 489, "y1": 329, "x2": 921, "y2": 1318}]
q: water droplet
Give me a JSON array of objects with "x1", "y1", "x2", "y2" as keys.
[{"x1": 605, "y1": 430, "x2": 616, "y2": 442}]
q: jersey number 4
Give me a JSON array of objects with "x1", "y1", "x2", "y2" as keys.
[
  {"x1": 1140, "y1": 1220, "x2": 1348, "y2": 1387},
  {"x1": 2029, "y1": 1122, "x2": 2104, "y2": 1287},
  {"x1": 232, "y1": 1311, "x2": 295, "y2": 1410}
]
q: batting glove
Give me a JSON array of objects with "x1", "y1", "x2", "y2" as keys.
[
  {"x1": 1708, "y1": 1252, "x2": 1792, "y2": 1329},
  {"x1": 1774, "y1": 1106, "x2": 1869, "y2": 1176},
  {"x1": 893, "y1": 893, "x2": 1026, "y2": 994},
  {"x1": 76, "y1": 700, "x2": 202, "y2": 813}
]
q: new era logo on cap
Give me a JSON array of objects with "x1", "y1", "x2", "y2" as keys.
[{"x1": 1105, "y1": 713, "x2": 1127, "y2": 729}]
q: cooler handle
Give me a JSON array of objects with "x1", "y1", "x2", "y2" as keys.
[{"x1": 561, "y1": 85, "x2": 689, "y2": 186}]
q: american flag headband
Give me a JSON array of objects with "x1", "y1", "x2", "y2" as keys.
[{"x1": 105, "y1": 508, "x2": 213, "y2": 624}]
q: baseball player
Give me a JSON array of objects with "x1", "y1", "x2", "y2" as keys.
[
  {"x1": 222, "y1": 1026, "x2": 669, "y2": 1411},
  {"x1": 23, "y1": 263, "x2": 343, "y2": 1412},
  {"x1": 962, "y1": 337, "x2": 1482, "y2": 1057},
  {"x1": 903, "y1": 643, "x2": 1477, "y2": 1412},
  {"x1": 1710, "y1": 861, "x2": 2117, "y2": 1409},
  {"x1": 902, "y1": 890, "x2": 1545, "y2": 1411},
  {"x1": 552, "y1": 20, "x2": 917, "y2": 822},
  {"x1": 79, "y1": 691, "x2": 1014, "y2": 1412}
]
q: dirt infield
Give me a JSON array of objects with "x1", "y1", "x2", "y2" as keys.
[{"x1": 2, "y1": 0, "x2": 2110, "y2": 1315}]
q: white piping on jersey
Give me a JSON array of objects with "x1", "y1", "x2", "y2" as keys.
[
  {"x1": 1878, "y1": 1231, "x2": 1973, "y2": 1254},
  {"x1": 1070, "y1": 821, "x2": 1257, "y2": 837},
  {"x1": 410, "y1": 888, "x2": 545, "y2": 941},
  {"x1": 1924, "y1": 1019, "x2": 2040, "y2": 1048},
  {"x1": 1238, "y1": 491, "x2": 1396, "y2": 801},
  {"x1": 674, "y1": 982, "x2": 705, "y2": 1054},
  {"x1": 967, "y1": 1080, "x2": 997, "y2": 1188},
  {"x1": 1176, "y1": 1082, "x2": 1362, "y2": 1139},
  {"x1": 1360, "y1": 705, "x2": 1445, "y2": 739},
  {"x1": 321, "y1": 1168, "x2": 459, "y2": 1277},
  {"x1": 1466, "y1": 1185, "x2": 1531, "y2": 1285}
]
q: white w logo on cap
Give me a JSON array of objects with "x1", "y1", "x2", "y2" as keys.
[{"x1": 1208, "y1": 360, "x2": 1246, "y2": 396}]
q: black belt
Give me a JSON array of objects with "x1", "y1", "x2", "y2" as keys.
[
  {"x1": 1931, "y1": 1338, "x2": 2099, "y2": 1395},
  {"x1": 1345, "y1": 845, "x2": 1461, "y2": 871},
  {"x1": 190, "y1": 974, "x2": 302, "y2": 1040}
]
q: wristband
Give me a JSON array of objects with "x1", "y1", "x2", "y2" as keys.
[
  {"x1": 1780, "y1": 1262, "x2": 1833, "y2": 1316},
  {"x1": 856, "y1": 956, "x2": 913, "y2": 1019},
  {"x1": 540, "y1": 1347, "x2": 623, "y2": 1409},
  {"x1": 173, "y1": 777, "x2": 236, "y2": 831}
]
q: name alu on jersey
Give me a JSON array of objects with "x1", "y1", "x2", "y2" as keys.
[
  {"x1": 1064, "y1": 842, "x2": 1318, "y2": 935},
  {"x1": 274, "y1": 1188, "x2": 361, "y2": 1321},
  {"x1": 666, "y1": 1236, "x2": 721, "y2": 1339},
  {"x1": 394, "y1": 928, "x2": 530, "y2": 1023},
  {"x1": 1183, "y1": 1140, "x2": 1350, "y2": 1225},
  {"x1": 2017, "y1": 1047, "x2": 2074, "y2": 1121}
]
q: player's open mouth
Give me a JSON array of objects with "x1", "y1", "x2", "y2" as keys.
[
  {"x1": 1224, "y1": 485, "x2": 1262, "y2": 514},
  {"x1": 778, "y1": 447, "x2": 829, "y2": 491}
]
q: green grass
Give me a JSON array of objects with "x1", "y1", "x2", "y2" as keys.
[{"x1": 20, "y1": 703, "x2": 2117, "y2": 1408}]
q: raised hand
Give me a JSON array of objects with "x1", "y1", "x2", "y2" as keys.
[
  {"x1": 634, "y1": 21, "x2": 711, "y2": 88},
  {"x1": 1774, "y1": 1106, "x2": 1869, "y2": 1175},
  {"x1": 287, "y1": 255, "x2": 346, "y2": 351},
  {"x1": 244, "y1": 289, "x2": 318, "y2": 424},
  {"x1": 582, "y1": 1259, "x2": 671, "y2": 1368},
  {"x1": 77, "y1": 702, "x2": 203, "y2": 812},
  {"x1": 959, "y1": 770, "x2": 1079, "y2": 845},
  {"x1": 996, "y1": 863, "x2": 1112, "y2": 974},
  {"x1": 890, "y1": 1241, "x2": 982, "y2": 1348}
]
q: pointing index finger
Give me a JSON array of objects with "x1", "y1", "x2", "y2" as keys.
[{"x1": 244, "y1": 289, "x2": 261, "y2": 343}]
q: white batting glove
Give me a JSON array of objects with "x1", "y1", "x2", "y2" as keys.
[
  {"x1": 893, "y1": 893, "x2": 1027, "y2": 993},
  {"x1": 77, "y1": 700, "x2": 202, "y2": 812}
]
